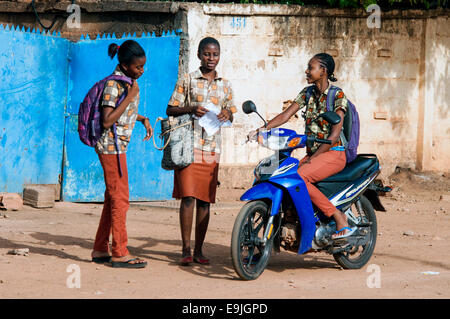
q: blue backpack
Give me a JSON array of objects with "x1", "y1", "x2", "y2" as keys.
[{"x1": 305, "y1": 85, "x2": 360, "y2": 163}]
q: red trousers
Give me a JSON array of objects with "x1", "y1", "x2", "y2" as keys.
[
  {"x1": 297, "y1": 150, "x2": 346, "y2": 217},
  {"x1": 93, "y1": 153, "x2": 130, "y2": 257}
]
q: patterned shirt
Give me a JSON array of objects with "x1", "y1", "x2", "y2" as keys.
[
  {"x1": 95, "y1": 66, "x2": 139, "y2": 155},
  {"x1": 168, "y1": 68, "x2": 237, "y2": 154},
  {"x1": 294, "y1": 85, "x2": 348, "y2": 154}
]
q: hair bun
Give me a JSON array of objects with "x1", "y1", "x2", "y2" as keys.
[
  {"x1": 108, "y1": 43, "x2": 119, "y2": 59},
  {"x1": 329, "y1": 74, "x2": 338, "y2": 82}
]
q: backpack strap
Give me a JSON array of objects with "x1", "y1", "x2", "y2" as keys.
[
  {"x1": 304, "y1": 85, "x2": 314, "y2": 104},
  {"x1": 106, "y1": 74, "x2": 133, "y2": 86},
  {"x1": 325, "y1": 85, "x2": 340, "y2": 112},
  {"x1": 326, "y1": 85, "x2": 348, "y2": 150},
  {"x1": 104, "y1": 75, "x2": 132, "y2": 177}
]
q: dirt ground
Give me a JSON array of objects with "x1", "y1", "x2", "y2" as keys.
[{"x1": 0, "y1": 168, "x2": 449, "y2": 299}]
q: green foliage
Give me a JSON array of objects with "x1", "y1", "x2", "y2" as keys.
[
  {"x1": 139, "y1": 0, "x2": 448, "y2": 8},
  {"x1": 326, "y1": 0, "x2": 448, "y2": 8}
]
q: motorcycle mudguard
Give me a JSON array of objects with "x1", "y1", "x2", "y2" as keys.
[
  {"x1": 269, "y1": 157, "x2": 316, "y2": 254},
  {"x1": 363, "y1": 188, "x2": 386, "y2": 211},
  {"x1": 241, "y1": 156, "x2": 316, "y2": 255},
  {"x1": 240, "y1": 182, "x2": 283, "y2": 217}
]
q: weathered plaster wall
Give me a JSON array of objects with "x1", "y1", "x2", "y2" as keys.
[
  {"x1": 0, "y1": 1, "x2": 191, "y2": 84},
  {"x1": 423, "y1": 16, "x2": 450, "y2": 173},
  {"x1": 0, "y1": 1, "x2": 181, "y2": 41},
  {"x1": 183, "y1": 4, "x2": 449, "y2": 184},
  {"x1": 0, "y1": 1, "x2": 448, "y2": 191}
]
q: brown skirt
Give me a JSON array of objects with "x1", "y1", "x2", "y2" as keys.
[{"x1": 172, "y1": 148, "x2": 220, "y2": 203}]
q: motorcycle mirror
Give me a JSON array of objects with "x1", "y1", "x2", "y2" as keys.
[
  {"x1": 242, "y1": 100, "x2": 267, "y2": 127},
  {"x1": 242, "y1": 100, "x2": 257, "y2": 114},
  {"x1": 318, "y1": 111, "x2": 341, "y2": 125}
]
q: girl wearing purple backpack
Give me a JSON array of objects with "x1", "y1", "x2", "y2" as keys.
[
  {"x1": 90, "y1": 40, "x2": 152, "y2": 268},
  {"x1": 249, "y1": 53, "x2": 355, "y2": 240}
]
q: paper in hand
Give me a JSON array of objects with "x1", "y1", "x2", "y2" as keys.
[{"x1": 198, "y1": 103, "x2": 232, "y2": 136}]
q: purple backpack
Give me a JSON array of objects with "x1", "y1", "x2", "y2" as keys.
[
  {"x1": 78, "y1": 74, "x2": 132, "y2": 175},
  {"x1": 305, "y1": 85, "x2": 360, "y2": 163},
  {"x1": 78, "y1": 74, "x2": 132, "y2": 146}
]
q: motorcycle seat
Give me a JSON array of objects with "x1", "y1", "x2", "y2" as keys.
[{"x1": 318, "y1": 154, "x2": 378, "y2": 183}]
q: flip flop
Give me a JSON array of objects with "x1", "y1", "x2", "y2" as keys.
[
  {"x1": 111, "y1": 258, "x2": 147, "y2": 268},
  {"x1": 332, "y1": 226, "x2": 357, "y2": 240},
  {"x1": 91, "y1": 256, "x2": 112, "y2": 264}
]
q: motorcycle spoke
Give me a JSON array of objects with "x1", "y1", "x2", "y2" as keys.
[
  {"x1": 232, "y1": 201, "x2": 273, "y2": 280},
  {"x1": 340, "y1": 198, "x2": 374, "y2": 262},
  {"x1": 253, "y1": 218, "x2": 265, "y2": 234},
  {"x1": 241, "y1": 240, "x2": 253, "y2": 246},
  {"x1": 253, "y1": 213, "x2": 263, "y2": 225},
  {"x1": 240, "y1": 212, "x2": 266, "y2": 268},
  {"x1": 241, "y1": 214, "x2": 260, "y2": 249},
  {"x1": 246, "y1": 246, "x2": 256, "y2": 267}
]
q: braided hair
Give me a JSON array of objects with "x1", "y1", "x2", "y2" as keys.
[{"x1": 313, "y1": 53, "x2": 338, "y2": 82}]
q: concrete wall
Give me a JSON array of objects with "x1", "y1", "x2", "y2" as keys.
[
  {"x1": 422, "y1": 15, "x2": 450, "y2": 173},
  {"x1": 183, "y1": 3, "x2": 449, "y2": 184}
]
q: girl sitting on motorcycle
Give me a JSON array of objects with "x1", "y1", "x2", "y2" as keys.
[{"x1": 249, "y1": 53, "x2": 353, "y2": 239}]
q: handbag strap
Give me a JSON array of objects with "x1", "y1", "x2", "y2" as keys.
[
  {"x1": 153, "y1": 73, "x2": 194, "y2": 151},
  {"x1": 152, "y1": 117, "x2": 192, "y2": 151}
]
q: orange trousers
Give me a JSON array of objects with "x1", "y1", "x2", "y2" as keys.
[
  {"x1": 93, "y1": 153, "x2": 130, "y2": 257},
  {"x1": 297, "y1": 150, "x2": 346, "y2": 217}
]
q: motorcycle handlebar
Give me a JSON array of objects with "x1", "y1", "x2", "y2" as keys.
[
  {"x1": 314, "y1": 138, "x2": 332, "y2": 145},
  {"x1": 246, "y1": 131, "x2": 332, "y2": 146}
]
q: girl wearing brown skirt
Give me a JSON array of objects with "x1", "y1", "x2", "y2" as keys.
[{"x1": 166, "y1": 37, "x2": 237, "y2": 265}]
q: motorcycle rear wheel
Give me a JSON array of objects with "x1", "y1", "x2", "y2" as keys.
[
  {"x1": 333, "y1": 195, "x2": 377, "y2": 269},
  {"x1": 231, "y1": 200, "x2": 273, "y2": 281}
]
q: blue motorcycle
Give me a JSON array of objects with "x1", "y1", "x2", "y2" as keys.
[{"x1": 231, "y1": 101, "x2": 391, "y2": 280}]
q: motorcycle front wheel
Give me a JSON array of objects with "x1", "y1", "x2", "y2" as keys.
[
  {"x1": 333, "y1": 195, "x2": 377, "y2": 269},
  {"x1": 231, "y1": 200, "x2": 273, "y2": 281}
]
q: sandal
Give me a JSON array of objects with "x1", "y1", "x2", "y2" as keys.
[
  {"x1": 193, "y1": 257, "x2": 210, "y2": 265},
  {"x1": 332, "y1": 226, "x2": 357, "y2": 240},
  {"x1": 180, "y1": 256, "x2": 193, "y2": 266},
  {"x1": 111, "y1": 257, "x2": 147, "y2": 268},
  {"x1": 91, "y1": 256, "x2": 112, "y2": 264}
]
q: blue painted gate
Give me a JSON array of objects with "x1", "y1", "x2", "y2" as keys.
[
  {"x1": 0, "y1": 27, "x2": 180, "y2": 202},
  {"x1": 62, "y1": 33, "x2": 179, "y2": 202},
  {"x1": 0, "y1": 26, "x2": 69, "y2": 193}
]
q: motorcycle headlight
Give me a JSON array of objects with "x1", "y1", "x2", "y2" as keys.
[
  {"x1": 263, "y1": 135, "x2": 290, "y2": 151},
  {"x1": 254, "y1": 154, "x2": 282, "y2": 181}
]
